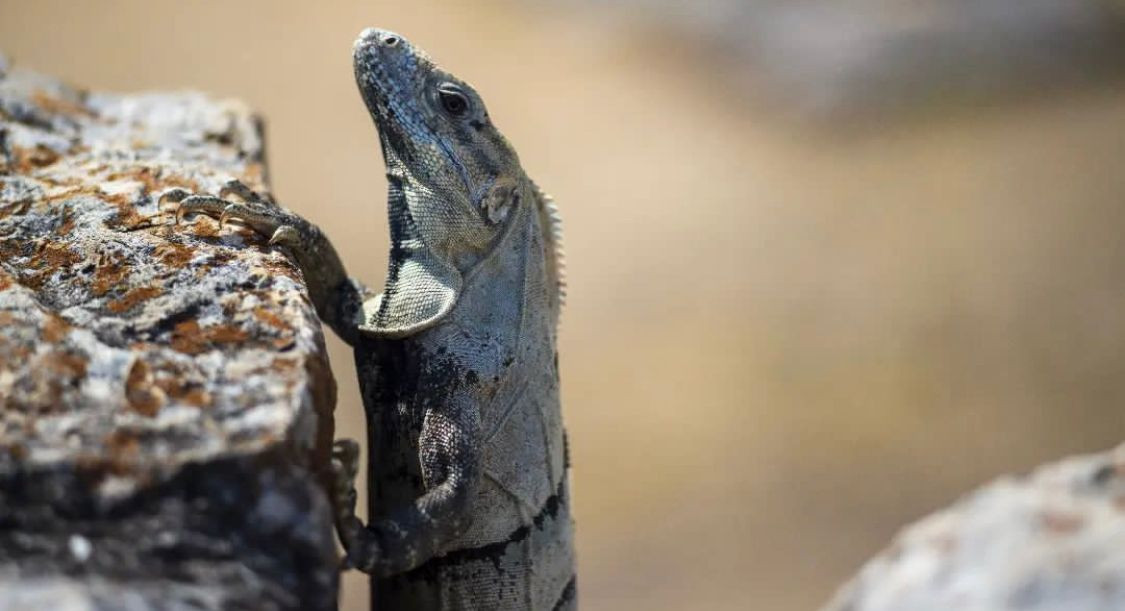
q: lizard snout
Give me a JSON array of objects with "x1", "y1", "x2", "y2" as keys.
[{"x1": 355, "y1": 28, "x2": 404, "y2": 52}]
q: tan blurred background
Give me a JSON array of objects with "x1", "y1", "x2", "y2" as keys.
[{"x1": 3, "y1": 1, "x2": 1125, "y2": 609}]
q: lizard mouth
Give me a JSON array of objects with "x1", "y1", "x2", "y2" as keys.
[
  {"x1": 353, "y1": 30, "x2": 426, "y2": 165},
  {"x1": 353, "y1": 29, "x2": 474, "y2": 195}
]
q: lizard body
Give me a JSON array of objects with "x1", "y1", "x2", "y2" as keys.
[{"x1": 172, "y1": 28, "x2": 574, "y2": 610}]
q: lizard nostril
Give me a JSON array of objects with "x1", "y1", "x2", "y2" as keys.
[{"x1": 383, "y1": 35, "x2": 399, "y2": 47}]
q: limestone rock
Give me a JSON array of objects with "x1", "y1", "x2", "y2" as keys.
[
  {"x1": 823, "y1": 443, "x2": 1125, "y2": 611},
  {"x1": 0, "y1": 58, "x2": 338, "y2": 609}
]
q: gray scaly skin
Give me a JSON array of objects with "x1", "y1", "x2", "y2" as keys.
[{"x1": 169, "y1": 28, "x2": 574, "y2": 610}]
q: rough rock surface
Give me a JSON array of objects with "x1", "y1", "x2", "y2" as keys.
[
  {"x1": 823, "y1": 443, "x2": 1125, "y2": 611},
  {"x1": 0, "y1": 55, "x2": 339, "y2": 609}
]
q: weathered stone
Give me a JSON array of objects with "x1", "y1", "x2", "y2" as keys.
[
  {"x1": 823, "y1": 443, "x2": 1125, "y2": 611},
  {"x1": 0, "y1": 59, "x2": 338, "y2": 609}
]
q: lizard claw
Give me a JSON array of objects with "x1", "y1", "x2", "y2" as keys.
[
  {"x1": 158, "y1": 188, "x2": 190, "y2": 206},
  {"x1": 331, "y1": 439, "x2": 362, "y2": 524},
  {"x1": 339, "y1": 553, "x2": 357, "y2": 571},
  {"x1": 332, "y1": 439, "x2": 361, "y2": 498},
  {"x1": 331, "y1": 439, "x2": 378, "y2": 571},
  {"x1": 158, "y1": 189, "x2": 190, "y2": 224},
  {"x1": 217, "y1": 204, "x2": 249, "y2": 232},
  {"x1": 173, "y1": 194, "x2": 233, "y2": 227},
  {"x1": 268, "y1": 225, "x2": 301, "y2": 248},
  {"x1": 218, "y1": 179, "x2": 259, "y2": 203}
]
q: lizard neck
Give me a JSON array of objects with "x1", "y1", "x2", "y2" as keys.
[{"x1": 454, "y1": 181, "x2": 559, "y2": 337}]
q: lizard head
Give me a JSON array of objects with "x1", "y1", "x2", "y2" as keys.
[{"x1": 353, "y1": 28, "x2": 530, "y2": 337}]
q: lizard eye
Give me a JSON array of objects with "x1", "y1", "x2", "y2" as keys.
[{"x1": 437, "y1": 85, "x2": 470, "y2": 117}]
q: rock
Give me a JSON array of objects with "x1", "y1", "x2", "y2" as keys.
[
  {"x1": 823, "y1": 443, "x2": 1125, "y2": 611},
  {"x1": 0, "y1": 59, "x2": 338, "y2": 609}
]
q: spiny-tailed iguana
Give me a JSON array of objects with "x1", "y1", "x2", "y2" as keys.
[{"x1": 167, "y1": 28, "x2": 574, "y2": 610}]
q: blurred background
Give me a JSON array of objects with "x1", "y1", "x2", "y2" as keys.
[{"x1": 3, "y1": 1, "x2": 1125, "y2": 608}]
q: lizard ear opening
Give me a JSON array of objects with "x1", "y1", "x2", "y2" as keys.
[
  {"x1": 480, "y1": 178, "x2": 519, "y2": 225},
  {"x1": 359, "y1": 248, "x2": 462, "y2": 339}
]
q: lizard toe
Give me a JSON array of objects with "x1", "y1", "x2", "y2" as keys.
[
  {"x1": 218, "y1": 179, "x2": 261, "y2": 203},
  {"x1": 174, "y1": 194, "x2": 231, "y2": 226},
  {"x1": 216, "y1": 202, "x2": 288, "y2": 237},
  {"x1": 331, "y1": 439, "x2": 362, "y2": 515},
  {"x1": 158, "y1": 188, "x2": 190, "y2": 207}
]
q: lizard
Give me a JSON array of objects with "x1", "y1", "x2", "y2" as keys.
[{"x1": 166, "y1": 28, "x2": 574, "y2": 610}]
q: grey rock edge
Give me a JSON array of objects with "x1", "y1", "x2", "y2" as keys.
[
  {"x1": 823, "y1": 442, "x2": 1125, "y2": 611},
  {"x1": 0, "y1": 59, "x2": 339, "y2": 608}
]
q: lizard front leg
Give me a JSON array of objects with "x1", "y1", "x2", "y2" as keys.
[
  {"x1": 166, "y1": 182, "x2": 375, "y2": 567},
  {"x1": 162, "y1": 181, "x2": 368, "y2": 346},
  {"x1": 335, "y1": 392, "x2": 482, "y2": 576}
]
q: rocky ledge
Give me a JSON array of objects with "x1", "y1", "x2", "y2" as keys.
[
  {"x1": 0, "y1": 55, "x2": 338, "y2": 609},
  {"x1": 824, "y1": 443, "x2": 1125, "y2": 611}
]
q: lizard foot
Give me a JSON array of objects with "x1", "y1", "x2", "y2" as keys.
[
  {"x1": 331, "y1": 438, "x2": 361, "y2": 524},
  {"x1": 163, "y1": 181, "x2": 363, "y2": 346},
  {"x1": 330, "y1": 438, "x2": 380, "y2": 570},
  {"x1": 161, "y1": 180, "x2": 306, "y2": 249}
]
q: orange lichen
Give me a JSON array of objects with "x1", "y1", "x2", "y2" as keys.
[
  {"x1": 36, "y1": 240, "x2": 82, "y2": 268},
  {"x1": 107, "y1": 286, "x2": 163, "y2": 314},
  {"x1": 272, "y1": 337, "x2": 297, "y2": 350},
  {"x1": 125, "y1": 359, "x2": 164, "y2": 417},
  {"x1": 207, "y1": 324, "x2": 251, "y2": 344},
  {"x1": 253, "y1": 306, "x2": 290, "y2": 331},
  {"x1": 44, "y1": 350, "x2": 88, "y2": 381},
  {"x1": 242, "y1": 163, "x2": 266, "y2": 185},
  {"x1": 17, "y1": 240, "x2": 84, "y2": 288},
  {"x1": 179, "y1": 388, "x2": 212, "y2": 407},
  {"x1": 0, "y1": 240, "x2": 21, "y2": 261},
  {"x1": 201, "y1": 223, "x2": 224, "y2": 239},
  {"x1": 169, "y1": 320, "x2": 205, "y2": 354},
  {"x1": 13, "y1": 144, "x2": 61, "y2": 170},
  {"x1": 109, "y1": 210, "x2": 154, "y2": 231},
  {"x1": 220, "y1": 299, "x2": 240, "y2": 317},
  {"x1": 154, "y1": 241, "x2": 194, "y2": 267},
  {"x1": 209, "y1": 250, "x2": 233, "y2": 265},
  {"x1": 100, "y1": 191, "x2": 157, "y2": 231},
  {"x1": 170, "y1": 319, "x2": 250, "y2": 355},
  {"x1": 270, "y1": 358, "x2": 298, "y2": 374},
  {"x1": 31, "y1": 89, "x2": 95, "y2": 119},
  {"x1": 100, "y1": 430, "x2": 141, "y2": 475},
  {"x1": 55, "y1": 210, "x2": 76, "y2": 236},
  {"x1": 105, "y1": 165, "x2": 199, "y2": 195},
  {"x1": 261, "y1": 260, "x2": 301, "y2": 283},
  {"x1": 0, "y1": 198, "x2": 32, "y2": 219},
  {"x1": 92, "y1": 259, "x2": 129, "y2": 296},
  {"x1": 42, "y1": 315, "x2": 71, "y2": 342},
  {"x1": 1, "y1": 343, "x2": 32, "y2": 362},
  {"x1": 42, "y1": 186, "x2": 95, "y2": 205},
  {"x1": 154, "y1": 376, "x2": 212, "y2": 408}
]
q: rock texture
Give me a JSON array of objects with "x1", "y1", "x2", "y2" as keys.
[
  {"x1": 0, "y1": 56, "x2": 339, "y2": 609},
  {"x1": 823, "y1": 443, "x2": 1125, "y2": 611}
]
